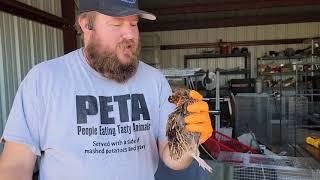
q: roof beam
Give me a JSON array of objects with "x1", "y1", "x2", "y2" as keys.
[
  {"x1": 141, "y1": 13, "x2": 320, "y2": 32},
  {"x1": 145, "y1": 0, "x2": 320, "y2": 16},
  {"x1": 0, "y1": 0, "x2": 68, "y2": 29}
]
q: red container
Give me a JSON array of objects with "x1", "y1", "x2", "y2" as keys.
[{"x1": 203, "y1": 130, "x2": 259, "y2": 158}]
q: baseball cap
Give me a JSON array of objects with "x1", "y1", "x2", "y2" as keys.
[{"x1": 79, "y1": 0, "x2": 156, "y2": 20}]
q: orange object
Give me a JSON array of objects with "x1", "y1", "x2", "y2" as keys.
[
  {"x1": 306, "y1": 136, "x2": 320, "y2": 149},
  {"x1": 189, "y1": 90, "x2": 203, "y2": 100},
  {"x1": 185, "y1": 90, "x2": 213, "y2": 144}
]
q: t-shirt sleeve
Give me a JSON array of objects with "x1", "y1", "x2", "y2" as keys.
[
  {"x1": 1, "y1": 67, "x2": 42, "y2": 156},
  {"x1": 158, "y1": 74, "x2": 175, "y2": 142}
]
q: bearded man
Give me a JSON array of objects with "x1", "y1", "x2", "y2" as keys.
[{"x1": 0, "y1": 0, "x2": 212, "y2": 179}]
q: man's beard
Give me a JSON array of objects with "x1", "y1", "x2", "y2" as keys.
[{"x1": 85, "y1": 39, "x2": 140, "y2": 83}]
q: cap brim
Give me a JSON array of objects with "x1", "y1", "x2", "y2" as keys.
[{"x1": 96, "y1": 6, "x2": 156, "y2": 21}]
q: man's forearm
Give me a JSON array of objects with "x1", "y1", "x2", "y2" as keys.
[
  {"x1": 159, "y1": 142, "x2": 193, "y2": 170},
  {"x1": 0, "y1": 144, "x2": 35, "y2": 180},
  {"x1": 0, "y1": 164, "x2": 33, "y2": 180}
]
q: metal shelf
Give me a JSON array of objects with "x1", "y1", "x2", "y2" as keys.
[
  {"x1": 258, "y1": 55, "x2": 305, "y2": 61},
  {"x1": 258, "y1": 54, "x2": 320, "y2": 61},
  {"x1": 259, "y1": 72, "x2": 296, "y2": 75},
  {"x1": 264, "y1": 86, "x2": 296, "y2": 90},
  {"x1": 184, "y1": 53, "x2": 251, "y2": 78},
  {"x1": 293, "y1": 61, "x2": 320, "y2": 65},
  {"x1": 184, "y1": 53, "x2": 249, "y2": 59},
  {"x1": 256, "y1": 40, "x2": 320, "y2": 158},
  {"x1": 259, "y1": 71, "x2": 320, "y2": 76},
  {"x1": 219, "y1": 69, "x2": 249, "y2": 75}
]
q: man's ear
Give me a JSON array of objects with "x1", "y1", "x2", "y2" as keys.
[{"x1": 79, "y1": 17, "x2": 90, "y2": 33}]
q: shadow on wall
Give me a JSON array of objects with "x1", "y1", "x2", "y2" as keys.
[{"x1": 155, "y1": 159, "x2": 208, "y2": 180}]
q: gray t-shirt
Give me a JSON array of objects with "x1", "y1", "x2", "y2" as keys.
[{"x1": 1, "y1": 48, "x2": 175, "y2": 180}]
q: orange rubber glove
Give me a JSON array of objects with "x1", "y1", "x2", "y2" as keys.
[{"x1": 184, "y1": 90, "x2": 213, "y2": 144}]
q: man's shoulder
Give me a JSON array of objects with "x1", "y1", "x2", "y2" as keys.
[
  {"x1": 138, "y1": 61, "x2": 163, "y2": 77},
  {"x1": 23, "y1": 49, "x2": 81, "y2": 83},
  {"x1": 37, "y1": 49, "x2": 79, "y2": 68},
  {"x1": 137, "y1": 61, "x2": 170, "y2": 89},
  {"x1": 30, "y1": 49, "x2": 80, "y2": 74}
]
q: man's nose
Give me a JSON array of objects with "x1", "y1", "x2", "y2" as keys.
[{"x1": 120, "y1": 25, "x2": 136, "y2": 40}]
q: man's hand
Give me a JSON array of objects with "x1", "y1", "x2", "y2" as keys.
[{"x1": 184, "y1": 90, "x2": 213, "y2": 144}]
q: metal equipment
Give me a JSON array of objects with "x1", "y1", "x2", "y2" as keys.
[{"x1": 206, "y1": 151, "x2": 320, "y2": 180}]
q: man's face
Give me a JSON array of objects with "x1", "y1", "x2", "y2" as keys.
[{"x1": 85, "y1": 13, "x2": 141, "y2": 83}]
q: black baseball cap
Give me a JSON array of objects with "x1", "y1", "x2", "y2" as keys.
[{"x1": 79, "y1": 0, "x2": 156, "y2": 20}]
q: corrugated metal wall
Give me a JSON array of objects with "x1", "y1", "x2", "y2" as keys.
[
  {"x1": 17, "y1": 0, "x2": 62, "y2": 17},
  {"x1": 141, "y1": 22, "x2": 320, "y2": 85},
  {"x1": 0, "y1": 0, "x2": 64, "y2": 139}
]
